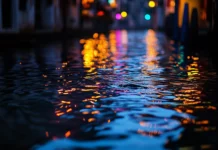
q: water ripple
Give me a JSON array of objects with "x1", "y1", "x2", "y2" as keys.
[{"x1": 0, "y1": 30, "x2": 217, "y2": 150}]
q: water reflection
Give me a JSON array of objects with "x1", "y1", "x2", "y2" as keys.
[{"x1": 0, "y1": 30, "x2": 217, "y2": 150}]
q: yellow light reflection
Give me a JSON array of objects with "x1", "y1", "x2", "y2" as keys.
[
  {"x1": 144, "y1": 30, "x2": 159, "y2": 72},
  {"x1": 82, "y1": 38, "x2": 96, "y2": 69},
  {"x1": 173, "y1": 55, "x2": 202, "y2": 107},
  {"x1": 82, "y1": 111, "x2": 89, "y2": 115},
  {"x1": 85, "y1": 105, "x2": 94, "y2": 108},
  {"x1": 109, "y1": 31, "x2": 118, "y2": 61},
  {"x1": 81, "y1": 33, "x2": 113, "y2": 70},
  {"x1": 137, "y1": 129, "x2": 161, "y2": 137},
  {"x1": 196, "y1": 120, "x2": 209, "y2": 125},
  {"x1": 61, "y1": 101, "x2": 71, "y2": 104},
  {"x1": 88, "y1": 118, "x2": 96, "y2": 122},
  {"x1": 55, "y1": 99, "x2": 73, "y2": 117},
  {"x1": 91, "y1": 110, "x2": 100, "y2": 114},
  {"x1": 185, "y1": 56, "x2": 200, "y2": 100},
  {"x1": 56, "y1": 112, "x2": 64, "y2": 116},
  {"x1": 66, "y1": 108, "x2": 72, "y2": 113}
]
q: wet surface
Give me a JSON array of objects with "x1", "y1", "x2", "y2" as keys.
[{"x1": 0, "y1": 30, "x2": 217, "y2": 150}]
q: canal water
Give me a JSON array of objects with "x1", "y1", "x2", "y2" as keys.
[{"x1": 0, "y1": 30, "x2": 217, "y2": 150}]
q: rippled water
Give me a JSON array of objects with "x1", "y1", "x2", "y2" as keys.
[{"x1": 0, "y1": 30, "x2": 217, "y2": 150}]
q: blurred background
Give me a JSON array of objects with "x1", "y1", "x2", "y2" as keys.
[{"x1": 0, "y1": 0, "x2": 215, "y2": 33}]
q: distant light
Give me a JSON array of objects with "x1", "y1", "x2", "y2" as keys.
[
  {"x1": 65, "y1": 131, "x2": 71, "y2": 138},
  {"x1": 148, "y1": 1, "x2": 156, "y2": 8},
  {"x1": 170, "y1": 0, "x2": 175, "y2": 7},
  {"x1": 108, "y1": 0, "x2": 117, "y2": 8},
  {"x1": 82, "y1": 10, "x2": 89, "y2": 15},
  {"x1": 93, "y1": 33, "x2": 99, "y2": 38},
  {"x1": 97, "y1": 11, "x2": 104, "y2": 16},
  {"x1": 144, "y1": 14, "x2": 151, "y2": 20},
  {"x1": 115, "y1": 13, "x2": 122, "y2": 20},
  {"x1": 121, "y1": 11, "x2": 128, "y2": 18},
  {"x1": 108, "y1": 0, "x2": 114, "y2": 4}
]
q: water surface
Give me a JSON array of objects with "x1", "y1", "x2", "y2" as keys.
[{"x1": 0, "y1": 30, "x2": 217, "y2": 150}]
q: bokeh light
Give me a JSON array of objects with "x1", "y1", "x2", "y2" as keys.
[
  {"x1": 144, "y1": 14, "x2": 151, "y2": 20},
  {"x1": 116, "y1": 13, "x2": 122, "y2": 20},
  {"x1": 148, "y1": 1, "x2": 156, "y2": 8},
  {"x1": 97, "y1": 11, "x2": 104, "y2": 16},
  {"x1": 121, "y1": 11, "x2": 128, "y2": 18},
  {"x1": 170, "y1": 0, "x2": 175, "y2": 7}
]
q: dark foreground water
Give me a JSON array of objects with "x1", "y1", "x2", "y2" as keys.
[{"x1": 0, "y1": 30, "x2": 217, "y2": 150}]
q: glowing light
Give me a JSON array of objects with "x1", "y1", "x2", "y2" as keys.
[
  {"x1": 85, "y1": 105, "x2": 94, "y2": 108},
  {"x1": 93, "y1": 33, "x2": 98, "y2": 38},
  {"x1": 81, "y1": 32, "x2": 111, "y2": 72},
  {"x1": 91, "y1": 110, "x2": 100, "y2": 114},
  {"x1": 144, "y1": 30, "x2": 158, "y2": 72},
  {"x1": 82, "y1": 111, "x2": 89, "y2": 115},
  {"x1": 201, "y1": 11, "x2": 207, "y2": 20},
  {"x1": 108, "y1": 0, "x2": 117, "y2": 8},
  {"x1": 145, "y1": 14, "x2": 151, "y2": 20},
  {"x1": 45, "y1": 131, "x2": 49, "y2": 137},
  {"x1": 115, "y1": 13, "x2": 122, "y2": 20},
  {"x1": 108, "y1": 0, "x2": 114, "y2": 4},
  {"x1": 61, "y1": 101, "x2": 71, "y2": 104},
  {"x1": 121, "y1": 30, "x2": 128, "y2": 45},
  {"x1": 121, "y1": 11, "x2": 127, "y2": 18},
  {"x1": 175, "y1": 108, "x2": 182, "y2": 113},
  {"x1": 196, "y1": 120, "x2": 209, "y2": 125},
  {"x1": 88, "y1": 118, "x2": 96, "y2": 122},
  {"x1": 80, "y1": 39, "x2": 86, "y2": 44},
  {"x1": 182, "y1": 119, "x2": 189, "y2": 124},
  {"x1": 192, "y1": 56, "x2": 199, "y2": 61},
  {"x1": 170, "y1": 0, "x2": 175, "y2": 7},
  {"x1": 140, "y1": 121, "x2": 146, "y2": 126},
  {"x1": 186, "y1": 109, "x2": 193, "y2": 113},
  {"x1": 66, "y1": 108, "x2": 72, "y2": 113},
  {"x1": 42, "y1": 74, "x2": 47, "y2": 78},
  {"x1": 148, "y1": 1, "x2": 156, "y2": 8},
  {"x1": 65, "y1": 131, "x2": 71, "y2": 138},
  {"x1": 97, "y1": 11, "x2": 104, "y2": 16},
  {"x1": 56, "y1": 112, "x2": 64, "y2": 116},
  {"x1": 82, "y1": 10, "x2": 89, "y2": 15}
]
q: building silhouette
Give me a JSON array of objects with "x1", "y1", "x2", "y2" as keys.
[{"x1": 0, "y1": 0, "x2": 81, "y2": 33}]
